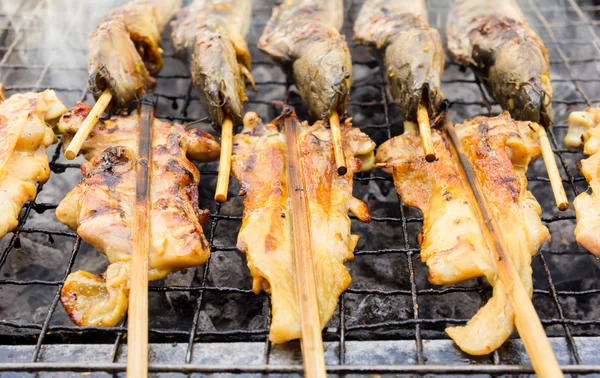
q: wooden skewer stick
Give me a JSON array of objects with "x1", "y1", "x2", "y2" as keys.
[
  {"x1": 283, "y1": 113, "x2": 327, "y2": 378},
  {"x1": 64, "y1": 89, "x2": 112, "y2": 160},
  {"x1": 417, "y1": 102, "x2": 436, "y2": 162},
  {"x1": 536, "y1": 125, "x2": 569, "y2": 211},
  {"x1": 214, "y1": 115, "x2": 233, "y2": 203},
  {"x1": 443, "y1": 116, "x2": 563, "y2": 378},
  {"x1": 126, "y1": 100, "x2": 154, "y2": 378},
  {"x1": 329, "y1": 111, "x2": 347, "y2": 175}
]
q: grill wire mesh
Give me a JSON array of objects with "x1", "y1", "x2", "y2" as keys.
[{"x1": 1, "y1": 0, "x2": 600, "y2": 376}]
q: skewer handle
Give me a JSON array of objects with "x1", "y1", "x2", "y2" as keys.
[
  {"x1": 127, "y1": 101, "x2": 154, "y2": 378},
  {"x1": 444, "y1": 117, "x2": 563, "y2": 378},
  {"x1": 329, "y1": 111, "x2": 347, "y2": 175},
  {"x1": 537, "y1": 127, "x2": 569, "y2": 211},
  {"x1": 64, "y1": 90, "x2": 112, "y2": 160},
  {"x1": 214, "y1": 116, "x2": 233, "y2": 203},
  {"x1": 417, "y1": 103, "x2": 436, "y2": 162},
  {"x1": 284, "y1": 115, "x2": 327, "y2": 378}
]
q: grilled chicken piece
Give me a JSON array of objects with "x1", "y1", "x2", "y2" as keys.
[
  {"x1": 232, "y1": 109, "x2": 375, "y2": 343},
  {"x1": 170, "y1": 0, "x2": 254, "y2": 128},
  {"x1": 447, "y1": 0, "x2": 552, "y2": 126},
  {"x1": 377, "y1": 113, "x2": 549, "y2": 355},
  {"x1": 56, "y1": 104, "x2": 219, "y2": 327},
  {"x1": 0, "y1": 84, "x2": 4, "y2": 103},
  {"x1": 354, "y1": 0, "x2": 445, "y2": 121},
  {"x1": 258, "y1": 0, "x2": 352, "y2": 119},
  {"x1": 89, "y1": 0, "x2": 182, "y2": 112},
  {"x1": 564, "y1": 108, "x2": 600, "y2": 256},
  {"x1": 0, "y1": 90, "x2": 67, "y2": 239}
]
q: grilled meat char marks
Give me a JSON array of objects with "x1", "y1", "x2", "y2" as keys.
[
  {"x1": 565, "y1": 108, "x2": 600, "y2": 256},
  {"x1": 447, "y1": 0, "x2": 552, "y2": 126},
  {"x1": 0, "y1": 90, "x2": 67, "y2": 239},
  {"x1": 354, "y1": 0, "x2": 445, "y2": 121},
  {"x1": 88, "y1": 0, "x2": 181, "y2": 112},
  {"x1": 56, "y1": 104, "x2": 219, "y2": 327},
  {"x1": 377, "y1": 113, "x2": 549, "y2": 355},
  {"x1": 258, "y1": 0, "x2": 351, "y2": 119},
  {"x1": 232, "y1": 111, "x2": 374, "y2": 343},
  {"x1": 170, "y1": 0, "x2": 254, "y2": 129}
]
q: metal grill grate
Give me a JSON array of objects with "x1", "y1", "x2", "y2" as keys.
[{"x1": 1, "y1": 0, "x2": 600, "y2": 375}]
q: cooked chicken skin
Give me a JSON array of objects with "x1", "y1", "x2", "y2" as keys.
[
  {"x1": 447, "y1": 0, "x2": 552, "y2": 126},
  {"x1": 564, "y1": 108, "x2": 600, "y2": 256},
  {"x1": 258, "y1": 0, "x2": 352, "y2": 119},
  {"x1": 56, "y1": 104, "x2": 219, "y2": 327},
  {"x1": 170, "y1": 0, "x2": 254, "y2": 128},
  {"x1": 376, "y1": 113, "x2": 549, "y2": 355},
  {"x1": 232, "y1": 110, "x2": 375, "y2": 343},
  {"x1": 89, "y1": 0, "x2": 181, "y2": 111},
  {"x1": 354, "y1": 0, "x2": 445, "y2": 121},
  {"x1": 0, "y1": 90, "x2": 67, "y2": 239}
]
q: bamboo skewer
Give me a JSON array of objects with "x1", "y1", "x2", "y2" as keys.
[
  {"x1": 417, "y1": 102, "x2": 436, "y2": 162},
  {"x1": 329, "y1": 111, "x2": 347, "y2": 175},
  {"x1": 536, "y1": 125, "x2": 569, "y2": 211},
  {"x1": 443, "y1": 116, "x2": 563, "y2": 378},
  {"x1": 214, "y1": 115, "x2": 234, "y2": 203},
  {"x1": 283, "y1": 114, "x2": 327, "y2": 378},
  {"x1": 126, "y1": 100, "x2": 154, "y2": 378},
  {"x1": 64, "y1": 89, "x2": 112, "y2": 160}
]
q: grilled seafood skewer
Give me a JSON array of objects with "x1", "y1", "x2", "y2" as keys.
[
  {"x1": 65, "y1": 0, "x2": 182, "y2": 160},
  {"x1": 259, "y1": 0, "x2": 351, "y2": 174},
  {"x1": 446, "y1": 0, "x2": 567, "y2": 210},
  {"x1": 170, "y1": 0, "x2": 255, "y2": 203},
  {"x1": 354, "y1": 0, "x2": 444, "y2": 161}
]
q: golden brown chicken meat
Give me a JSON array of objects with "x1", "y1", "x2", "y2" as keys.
[
  {"x1": 258, "y1": 0, "x2": 352, "y2": 120},
  {"x1": 231, "y1": 109, "x2": 375, "y2": 343},
  {"x1": 55, "y1": 103, "x2": 220, "y2": 326},
  {"x1": 564, "y1": 108, "x2": 600, "y2": 256},
  {"x1": 0, "y1": 90, "x2": 67, "y2": 239},
  {"x1": 354, "y1": 0, "x2": 445, "y2": 121},
  {"x1": 89, "y1": 0, "x2": 182, "y2": 112},
  {"x1": 170, "y1": 0, "x2": 254, "y2": 128},
  {"x1": 377, "y1": 113, "x2": 549, "y2": 355}
]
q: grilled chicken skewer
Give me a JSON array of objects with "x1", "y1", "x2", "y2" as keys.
[
  {"x1": 170, "y1": 0, "x2": 255, "y2": 203},
  {"x1": 232, "y1": 109, "x2": 374, "y2": 345},
  {"x1": 565, "y1": 108, "x2": 600, "y2": 257},
  {"x1": 0, "y1": 90, "x2": 67, "y2": 239},
  {"x1": 447, "y1": 0, "x2": 568, "y2": 210},
  {"x1": 354, "y1": 0, "x2": 444, "y2": 161},
  {"x1": 65, "y1": 0, "x2": 182, "y2": 160},
  {"x1": 56, "y1": 103, "x2": 220, "y2": 327},
  {"x1": 259, "y1": 0, "x2": 352, "y2": 174},
  {"x1": 376, "y1": 113, "x2": 550, "y2": 356}
]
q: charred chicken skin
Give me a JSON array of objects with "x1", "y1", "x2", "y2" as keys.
[
  {"x1": 170, "y1": 0, "x2": 254, "y2": 128},
  {"x1": 89, "y1": 0, "x2": 182, "y2": 112},
  {"x1": 258, "y1": 0, "x2": 352, "y2": 119},
  {"x1": 354, "y1": 0, "x2": 445, "y2": 121},
  {"x1": 447, "y1": 0, "x2": 552, "y2": 126},
  {"x1": 565, "y1": 108, "x2": 600, "y2": 256},
  {"x1": 232, "y1": 110, "x2": 375, "y2": 343},
  {"x1": 0, "y1": 90, "x2": 67, "y2": 239},
  {"x1": 56, "y1": 103, "x2": 220, "y2": 327},
  {"x1": 377, "y1": 113, "x2": 549, "y2": 355}
]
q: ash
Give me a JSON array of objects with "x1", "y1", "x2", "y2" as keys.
[{"x1": 0, "y1": 0, "x2": 600, "y2": 370}]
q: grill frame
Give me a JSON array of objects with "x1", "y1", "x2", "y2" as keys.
[{"x1": 0, "y1": 0, "x2": 599, "y2": 375}]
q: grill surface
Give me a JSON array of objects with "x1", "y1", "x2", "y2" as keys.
[{"x1": 1, "y1": 0, "x2": 600, "y2": 376}]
